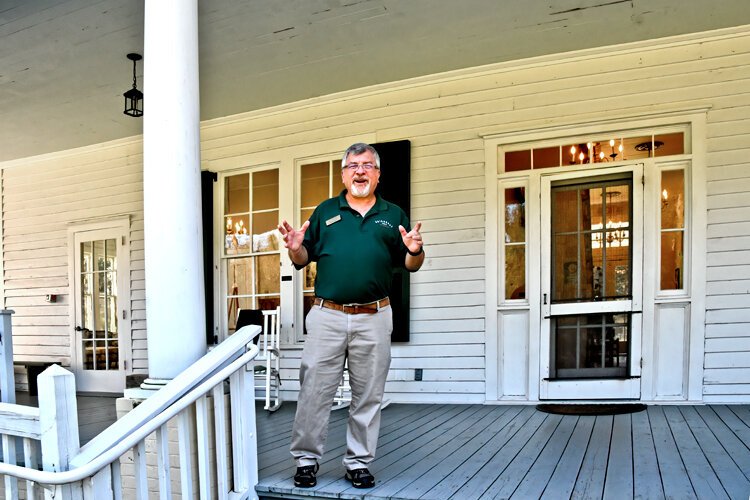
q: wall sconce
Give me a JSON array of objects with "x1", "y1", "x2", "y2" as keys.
[{"x1": 123, "y1": 53, "x2": 143, "y2": 117}]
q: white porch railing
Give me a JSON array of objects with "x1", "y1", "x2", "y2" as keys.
[{"x1": 0, "y1": 320, "x2": 262, "y2": 500}]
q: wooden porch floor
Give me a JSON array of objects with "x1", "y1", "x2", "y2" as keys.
[
  {"x1": 256, "y1": 402, "x2": 750, "y2": 500},
  {"x1": 16, "y1": 392, "x2": 118, "y2": 446}
]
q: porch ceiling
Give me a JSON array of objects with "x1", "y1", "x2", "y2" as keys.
[{"x1": 2, "y1": 0, "x2": 749, "y2": 163}]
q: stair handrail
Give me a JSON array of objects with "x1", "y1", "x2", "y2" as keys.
[{"x1": 0, "y1": 325, "x2": 260, "y2": 485}]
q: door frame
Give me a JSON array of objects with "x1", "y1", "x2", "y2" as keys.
[
  {"x1": 67, "y1": 217, "x2": 131, "y2": 393},
  {"x1": 539, "y1": 163, "x2": 644, "y2": 400},
  {"x1": 483, "y1": 107, "x2": 708, "y2": 402}
]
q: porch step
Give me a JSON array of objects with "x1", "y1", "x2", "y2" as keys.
[{"x1": 258, "y1": 490, "x2": 338, "y2": 500}]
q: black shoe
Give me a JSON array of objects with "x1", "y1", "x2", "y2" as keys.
[
  {"x1": 294, "y1": 463, "x2": 319, "y2": 488},
  {"x1": 345, "y1": 468, "x2": 375, "y2": 488}
]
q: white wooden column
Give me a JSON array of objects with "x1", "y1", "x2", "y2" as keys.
[{"x1": 142, "y1": 0, "x2": 205, "y2": 381}]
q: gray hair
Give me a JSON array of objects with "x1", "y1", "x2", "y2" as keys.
[{"x1": 341, "y1": 143, "x2": 381, "y2": 169}]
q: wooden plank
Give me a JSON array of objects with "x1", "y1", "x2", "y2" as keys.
[
  {"x1": 260, "y1": 404, "x2": 459, "y2": 492},
  {"x1": 631, "y1": 408, "x2": 664, "y2": 499},
  {"x1": 254, "y1": 404, "x2": 750, "y2": 500},
  {"x1": 570, "y1": 415, "x2": 612, "y2": 499},
  {"x1": 647, "y1": 406, "x2": 695, "y2": 499},
  {"x1": 305, "y1": 405, "x2": 474, "y2": 495},
  {"x1": 506, "y1": 414, "x2": 577, "y2": 499},
  {"x1": 712, "y1": 405, "x2": 750, "y2": 449},
  {"x1": 680, "y1": 406, "x2": 750, "y2": 500},
  {"x1": 664, "y1": 406, "x2": 729, "y2": 499},
  {"x1": 695, "y1": 407, "x2": 750, "y2": 480},
  {"x1": 362, "y1": 405, "x2": 500, "y2": 498},
  {"x1": 541, "y1": 416, "x2": 595, "y2": 500},
  {"x1": 479, "y1": 412, "x2": 563, "y2": 499},
  {"x1": 448, "y1": 408, "x2": 547, "y2": 500},
  {"x1": 399, "y1": 405, "x2": 524, "y2": 498},
  {"x1": 256, "y1": 401, "x2": 355, "y2": 471},
  {"x1": 603, "y1": 414, "x2": 633, "y2": 499}
]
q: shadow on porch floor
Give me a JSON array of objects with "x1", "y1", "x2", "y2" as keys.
[{"x1": 255, "y1": 401, "x2": 750, "y2": 500}]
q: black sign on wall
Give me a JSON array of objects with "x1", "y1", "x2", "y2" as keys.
[{"x1": 371, "y1": 140, "x2": 411, "y2": 343}]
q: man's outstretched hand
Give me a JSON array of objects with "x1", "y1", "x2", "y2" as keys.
[
  {"x1": 398, "y1": 221, "x2": 423, "y2": 255},
  {"x1": 278, "y1": 220, "x2": 310, "y2": 253}
]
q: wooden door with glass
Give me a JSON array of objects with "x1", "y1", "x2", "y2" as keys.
[
  {"x1": 540, "y1": 165, "x2": 643, "y2": 399},
  {"x1": 72, "y1": 226, "x2": 130, "y2": 393}
]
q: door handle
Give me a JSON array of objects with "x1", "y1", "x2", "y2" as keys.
[{"x1": 75, "y1": 326, "x2": 83, "y2": 331}]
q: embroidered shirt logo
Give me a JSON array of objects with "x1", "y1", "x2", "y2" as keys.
[{"x1": 374, "y1": 219, "x2": 394, "y2": 228}]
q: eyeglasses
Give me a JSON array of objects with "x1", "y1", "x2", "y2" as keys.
[{"x1": 343, "y1": 162, "x2": 378, "y2": 171}]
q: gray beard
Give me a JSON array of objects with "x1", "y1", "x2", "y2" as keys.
[{"x1": 350, "y1": 182, "x2": 371, "y2": 198}]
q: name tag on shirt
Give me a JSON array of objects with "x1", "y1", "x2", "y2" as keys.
[{"x1": 326, "y1": 215, "x2": 342, "y2": 226}]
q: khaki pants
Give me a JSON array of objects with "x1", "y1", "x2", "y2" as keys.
[{"x1": 290, "y1": 304, "x2": 392, "y2": 470}]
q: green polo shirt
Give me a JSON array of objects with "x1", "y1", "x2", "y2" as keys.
[{"x1": 297, "y1": 190, "x2": 410, "y2": 304}]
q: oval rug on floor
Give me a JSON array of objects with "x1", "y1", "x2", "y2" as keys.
[{"x1": 536, "y1": 403, "x2": 647, "y2": 415}]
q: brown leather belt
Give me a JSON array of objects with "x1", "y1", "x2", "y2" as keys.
[{"x1": 313, "y1": 297, "x2": 390, "y2": 315}]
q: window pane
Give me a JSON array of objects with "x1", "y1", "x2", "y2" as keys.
[
  {"x1": 661, "y1": 231, "x2": 684, "y2": 290},
  {"x1": 252, "y1": 169, "x2": 278, "y2": 210},
  {"x1": 504, "y1": 188, "x2": 525, "y2": 243},
  {"x1": 504, "y1": 150, "x2": 531, "y2": 172},
  {"x1": 227, "y1": 257, "x2": 253, "y2": 296},
  {"x1": 105, "y1": 271, "x2": 118, "y2": 334},
  {"x1": 553, "y1": 234, "x2": 579, "y2": 301},
  {"x1": 83, "y1": 340, "x2": 94, "y2": 370},
  {"x1": 256, "y1": 254, "x2": 280, "y2": 294},
  {"x1": 301, "y1": 208, "x2": 315, "y2": 224},
  {"x1": 552, "y1": 189, "x2": 580, "y2": 233},
  {"x1": 96, "y1": 340, "x2": 106, "y2": 370},
  {"x1": 554, "y1": 314, "x2": 628, "y2": 378},
  {"x1": 655, "y1": 132, "x2": 685, "y2": 156},
  {"x1": 624, "y1": 135, "x2": 652, "y2": 160},
  {"x1": 225, "y1": 174, "x2": 249, "y2": 214},
  {"x1": 584, "y1": 187, "x2": 603, "y2": 230},
  {"x1": 564, "y1": 144, "x2": 585, "y2": 165},
  {"x1": 532, "y1": 147, "x2": 559, "y2": 169},
  {"x1": 301, "y1": 162, "x2": 330, "y2": 207},
  {"x1": 109, "y1": 340, "x2": 119, "y2": 369},
  {"x1": 661, "y1": 170, "x2": 684, "y2": 230},
  {"x1": 253, "y1": 211, "x2": 279, "y2": 240},
  {"x1": 505, "y1": 246, "x2": 525, "y2": 300},
  {"x1": 225, "y1": 215, "x2": 250, "y2": 254},
  {"x1": 81, "y1": 273, "x2": 93, "y2": 332},
  {"x1": 106, "y1": 239, "x2": 117, "y2": 269},
  {"x1": 553, "y1": 180, "x2": 631, "y2": 302}
]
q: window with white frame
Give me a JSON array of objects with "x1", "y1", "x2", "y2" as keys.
[
  {"x1": 501, "y1": 183, "x2": 527, "y2": 302},
  {"x1": 659, "y1": 168, "x2": 686, "y2": 291},
  {"x1": 222, "y1": 168, "x2": 281, "y2": 333}
]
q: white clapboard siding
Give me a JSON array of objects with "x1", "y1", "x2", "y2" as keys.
[
  {"x1": 1, "y1": 140, "x2": 146, "y2": 376},
  {"x1": 2, "y1": 28, "x2": 750, "y2": 402},
  {"x1": 199, "y1": 29, "x2": 750, "y2": 402}
]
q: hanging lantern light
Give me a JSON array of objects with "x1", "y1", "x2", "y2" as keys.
[{"x1": 123, "y1": 53, "x2": 143, "y2": 117}]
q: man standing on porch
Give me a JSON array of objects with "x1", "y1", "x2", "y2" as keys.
[{"x1": 278, "y1": 142, "x2": 425, "y2": 488}]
